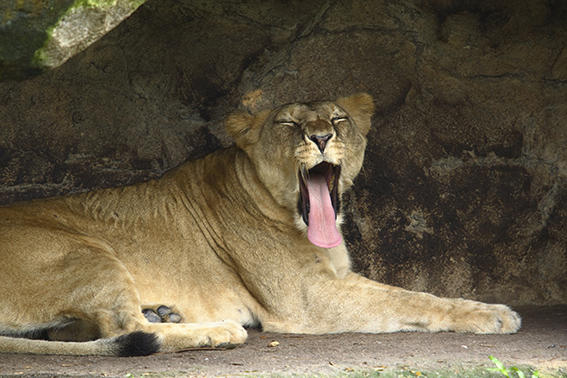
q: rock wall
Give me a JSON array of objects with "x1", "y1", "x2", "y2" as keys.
[{"x1": 0, "y1": 0, "x2": 565, "y2": 305}]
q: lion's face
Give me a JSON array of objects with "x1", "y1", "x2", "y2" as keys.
[{"x1": 226, "y1": 93, "x2": 374, "y2": 248}]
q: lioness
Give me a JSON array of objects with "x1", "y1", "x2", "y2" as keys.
[{"x1": 0, "y1": 93, "x2": 520, "y2": 356}]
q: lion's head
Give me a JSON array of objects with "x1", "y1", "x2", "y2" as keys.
[{"x1": 226, "y1": 93, "x2": 374, "y2": 248}]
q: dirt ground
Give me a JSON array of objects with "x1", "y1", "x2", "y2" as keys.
[{"x1": 0, "y1": 306, "x2": 565, "y2": 377}]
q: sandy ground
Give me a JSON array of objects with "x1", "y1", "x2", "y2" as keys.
[{"x1": 0, "y1": 306, "x2": 565, "y2": 377}]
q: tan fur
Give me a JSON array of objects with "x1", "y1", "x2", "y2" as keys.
[{"x1": 0, "y1": 94, "x2": 520, "y2": 356}]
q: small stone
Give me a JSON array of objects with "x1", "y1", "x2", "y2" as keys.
[{"x1": 267, "y1": 340, "x2": 279, "y2": 347}]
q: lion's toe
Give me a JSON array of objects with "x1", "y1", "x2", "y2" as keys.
[
  {"x1": 220, "y1": 320, "x2": 248, "y2": 346},
  {"x1": 156, "y1": 305, "x2": 182, "y2": 323},
  {"x1": 498, "y1": 306, "x2": 521, "y2": 333},
  {"x1": 479, "y1": 304, "x2": 521, "y2": 334},
  {"x1": 142, "y1": 309, "x2": 162, "y2": 323}
]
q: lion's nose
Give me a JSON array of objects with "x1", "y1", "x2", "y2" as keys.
[{"x1": 309, "y1": 133, "x2": 333, "y2": 153}]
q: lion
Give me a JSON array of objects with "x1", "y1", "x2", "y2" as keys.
[{"x1": 0, "y1": 93, "x2": 520, "y2": 356}]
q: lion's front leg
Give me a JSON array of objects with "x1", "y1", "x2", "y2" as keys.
[{"x1": 262, "y1": 273, "x2": 521, "y2": 335}]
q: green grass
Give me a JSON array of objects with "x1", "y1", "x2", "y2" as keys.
[
  {"x1": 332, "y1": 358, "x2": 563, "y2": 378},
  {"x1": 486, "y1": 355, "x2": 541, "y2": 378}
]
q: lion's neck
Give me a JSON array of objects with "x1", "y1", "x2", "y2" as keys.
[
  {"x1": 233, "y1": 149, "x2": 297, "y2": 226},
  {"x1": 171, "y1": 147, "x2": 295, "y2": 229}
]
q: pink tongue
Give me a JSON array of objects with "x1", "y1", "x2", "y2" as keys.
[{"x1": 306, "y1": 174, "x2": 343, "y2": 248}]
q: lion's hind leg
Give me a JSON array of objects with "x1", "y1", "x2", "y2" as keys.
[
  {"x1": 0, "y1": 230, "x2": 246, "y2": 355},
  {"x1": 0, "y1": 233, "x2": 160, "y2": 356}
]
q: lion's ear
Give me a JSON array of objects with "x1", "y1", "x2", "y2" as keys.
[
  {"x1": 226, "y1": 109, "x2": 272, "y2": 149},
  {"x1": 336, "y1": 93, "x2": 375, "y2": 136}
]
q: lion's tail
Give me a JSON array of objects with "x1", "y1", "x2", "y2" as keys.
[{"x1": 0, "y1": 331, "x2": 159, "y2": 356}]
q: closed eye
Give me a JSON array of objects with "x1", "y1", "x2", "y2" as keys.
[
  {"x1": 331, "y1": 116, "x2": 348, "y2": 126},
  {"x1": 275, "y1": 120, "x2": 299, "y2": 127}
]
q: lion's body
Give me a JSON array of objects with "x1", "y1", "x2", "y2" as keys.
[
  {"x1": 1, "y1": 149, "x2": 257, "y2": 326},
  {"x1": 0, "y1": 94, "x2": 520, "y2": 356}
]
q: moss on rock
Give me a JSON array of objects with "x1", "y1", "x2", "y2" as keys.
[{"x1": 0, "y1": 0, "x2": 146, "y2": 80}]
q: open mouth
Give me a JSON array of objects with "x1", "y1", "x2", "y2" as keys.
[{"x1": 298, "y1": 162, "x2": 342, "y2": 248}]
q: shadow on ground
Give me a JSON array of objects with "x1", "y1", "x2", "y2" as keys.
[{"x1": 0, "y1": 306, "x2": 565, "y2": 376}]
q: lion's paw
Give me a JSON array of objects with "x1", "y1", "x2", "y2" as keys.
[
  {"x1": 142, "y1": 305, "x2": 182, "y2": 323},
  {"x1": 156, "y1": 320, "x2": 248, "y2": 352},
  {"x1": 450, "y1": 301, "x2": 521, "y2": 334},
  {"x1": 202, "y1": 320, "x2": 248, "y2": 348}
]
